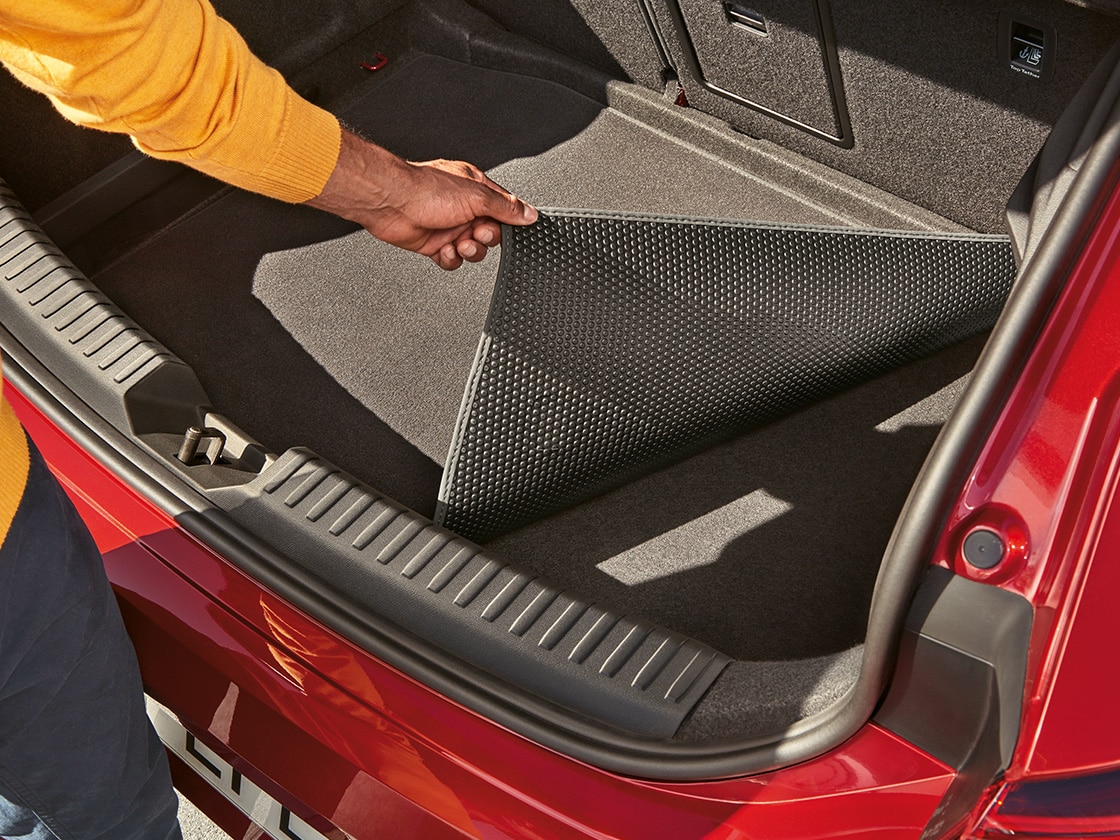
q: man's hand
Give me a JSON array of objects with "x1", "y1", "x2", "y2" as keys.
[{"x1": 306, "y1": 129, "x2": 538, "y2": 269}]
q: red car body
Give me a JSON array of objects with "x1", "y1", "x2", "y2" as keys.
[
  {"x1": 6, "y1": 0, "x2": 1120, "y2": 834},
  {"x1": 7, "y1": 130, "x2": 1120, "y2": 840}
]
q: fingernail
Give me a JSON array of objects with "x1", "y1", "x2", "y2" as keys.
[
  {"x1": 460, "y1": 241, "x2": 477, "y2": 258},
  {"x1": 477, "y1": 229, "x2": 494, "y2": 245},
  {"x1": 523, "y1": 204, "x2": 538, "y2": 223}
]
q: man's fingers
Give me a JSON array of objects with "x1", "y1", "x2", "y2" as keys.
[
  {"x1": 482, "y1": 190, "x2": 537, "y2": 227},
  {"x1": 430, "y1": 219, "x2": 499, "y2": 269},
  {"x1": 455, "y1": 238, "x2": 488, "y2": 263},
  {"x1": 433, "y1": 242, "x2": 463, "y2": 270},
  {"x1": 465, "y1": 175, "x2": 537, "y2": 228},
  {"x1": 472, "y1": 220, "x2": 501, "y2": 247}
]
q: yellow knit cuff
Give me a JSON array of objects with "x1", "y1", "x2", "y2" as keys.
[
  {"x1": 251, "y1": 89, "x2": 342, "y2": 204},
  {"x1": 134, "y1": 86, "x2": 342, "y2": 205}
]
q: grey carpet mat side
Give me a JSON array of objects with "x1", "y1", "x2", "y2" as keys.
[{"x1": 437, "y1": 211, "x2": 1017, "y2": 542}]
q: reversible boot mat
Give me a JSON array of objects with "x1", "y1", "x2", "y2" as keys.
[{"x1": 436, "y1": 210, "x2": 1017, "y2": 543}]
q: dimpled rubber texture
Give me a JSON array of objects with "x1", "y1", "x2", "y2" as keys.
[{"x1": 437, "y1": 210, "x2": 1017, "y2": 543}]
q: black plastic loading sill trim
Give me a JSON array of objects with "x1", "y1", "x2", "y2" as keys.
[{"x1": 0, "y1": 177, "x2": 729, "y2": 744}]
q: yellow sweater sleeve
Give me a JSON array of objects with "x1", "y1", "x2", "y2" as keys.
[
  {"x1": 0, "y1": 386, "x2": 31, "y2": 553},
  {"x1": 0, "y1": 0, "x2": 341, "y2": 203}
]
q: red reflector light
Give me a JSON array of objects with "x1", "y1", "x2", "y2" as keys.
[{"x1": 967, "y1": 767, "x2": 1120, "y2": 838}]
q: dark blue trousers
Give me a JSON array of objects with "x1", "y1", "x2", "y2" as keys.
[{"x1": 0, "y1": 441, "x2": 181, "y2": 839}]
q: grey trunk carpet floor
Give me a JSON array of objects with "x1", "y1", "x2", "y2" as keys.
[
  {"x1": 436, "y1": 211, "x2": 1016, "y2": 542},
  {"x1": 88, "y1": 53, "x2": 999, "y2": 664}
]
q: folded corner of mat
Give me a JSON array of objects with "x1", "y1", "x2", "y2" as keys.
[{"x1": 436, "y1": 210, "x2": 1017, "y2": 543}]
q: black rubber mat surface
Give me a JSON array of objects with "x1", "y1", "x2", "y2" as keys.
[{"x1": 437, "y1": 211, "x2": 1017, "y2": 542}]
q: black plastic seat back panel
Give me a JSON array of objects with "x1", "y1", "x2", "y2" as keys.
[{"x1": 437, "y1": 211, "x2": 1017, "y2": 542}]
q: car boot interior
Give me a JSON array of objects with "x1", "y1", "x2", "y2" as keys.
[{"x1": 3, "y1": 0, "x2": 1119, "y2": 765}]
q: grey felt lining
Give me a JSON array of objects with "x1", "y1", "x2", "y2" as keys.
[
  {"x1": 449, "y1": 0, "x2": 1120, "y2": 232},
  {"x1": 650, "y1": 0, "x2": 1120, "y2": 232}
]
